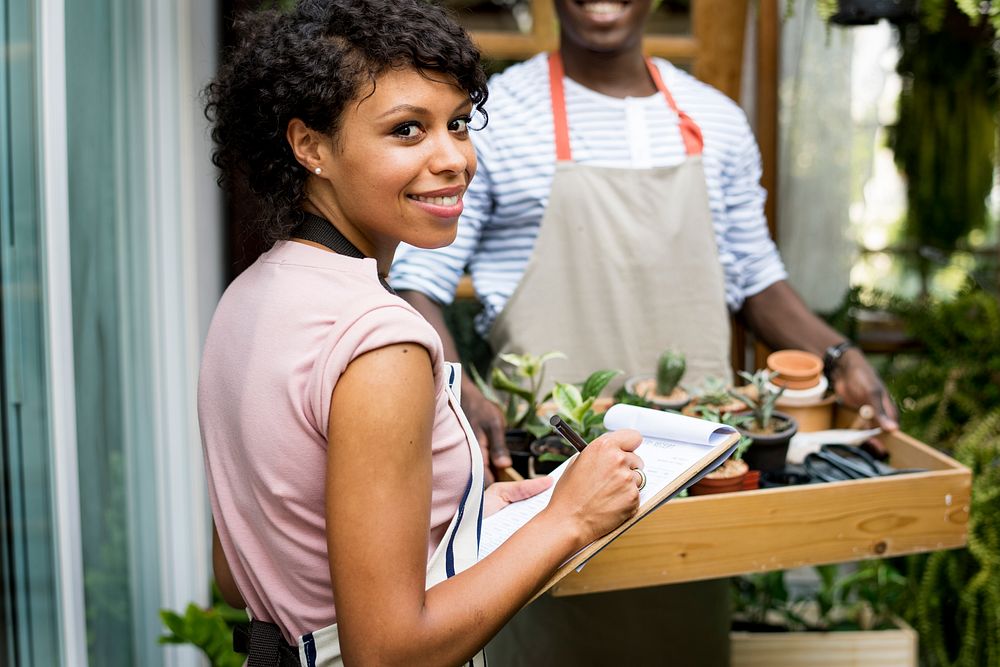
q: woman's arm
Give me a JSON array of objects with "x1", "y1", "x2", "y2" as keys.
[{"x1": 327, "y1": 342, "x2": 641, "y2": 666}]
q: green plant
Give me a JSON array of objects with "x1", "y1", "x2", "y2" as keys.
[
  {"x1": 729, "y1": 369, "x2": 787, "y2": 432},
  {"x1": 911, "y1": 408, "x2": 1000, "y2": 666},
  {"x1": 692, "y1": 376, "x2": 734, "y2": 408},
  {"x1": 884, "y1": 286, "x2": 1000, "y2": 450},
  {"x1": 655, "y1": 348, "x2": 686, "y2": 395},
  {"x1": 734, "y1": 561, "x2": 908, "y2": 632},
  {"x1": 471, "y1": 351, "x2": 565, "y2": 439},
  {"x1": 613, "y1": 385, "x2": 654, "y2": 409},
  {"x1": 691, "y1": 405, "x2": 753, "y2": 460},
  {"x1": 552, "y1": 369, "x2": 622, "y2": 442},
  {"x1": 160, "y1": 583, "x2": 249, "y2": 667}
]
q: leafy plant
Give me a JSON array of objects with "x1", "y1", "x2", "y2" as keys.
[
  {"x1": 552, "y1": 369, "x2": 622, "y2": 442},
  {"x1": 656, "y1": 348, "x2": 686, "y2": 395},
  {"x1": 911, "y1": 408, "x2": 1000, "y2": 666},
  {"x1": 613, "y1": 385, "x2": 654, "y2": 409},
  {"x1": 691, "y1": 406, "x2": 754, "y2": 460},
  {"x1": 160, "y1": 583, "x2": 248, "y2": 667},
  {"x1": 692, "y1": 376, "x2": 735, "y2": 408},
  {"x1": 471, "y1": 351, "x2": 565, "y2": 439},
  {"x1": 884, "y1": 286, "x2": 1000, "y2": 450},
  {"x1": 729, "y1": 369, "x2": 787, "y2": 433},
  {"x1": 733, "y1": 561, "x2": 908, "y2": 632}
]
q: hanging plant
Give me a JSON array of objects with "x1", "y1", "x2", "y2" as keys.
[{"x1": 888, "y1": 3, "x2": 1000, "y2": 283}]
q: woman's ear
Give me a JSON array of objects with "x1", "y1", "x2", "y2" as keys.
[{"x1": 286, "y1": 118, "x2": 328, "y2": 175}]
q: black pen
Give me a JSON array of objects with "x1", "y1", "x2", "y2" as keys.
[{"x1": 549, "y1": 415, "x2": 589, "y2": 453}]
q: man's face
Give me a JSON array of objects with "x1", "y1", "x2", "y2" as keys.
[{"x1": 554, "y1": 1, "x2": 653, "y2": 54}]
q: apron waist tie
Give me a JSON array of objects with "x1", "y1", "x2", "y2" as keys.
[{"x1": 234, "y1": 619, "x2": 302, "y2": 667}]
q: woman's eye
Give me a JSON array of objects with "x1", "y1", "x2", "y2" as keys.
[
  {"x1": 393, "y1": 122, "x2": 424, "y2": 138},
  {"x1": 449, "y1": 116, "x2": 471, "y2": 133}
]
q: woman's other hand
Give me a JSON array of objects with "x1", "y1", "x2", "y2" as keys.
[
  {"x1": 543, "y1": 428, "x2": 643, "y2": 547},
  {"x1": 483, "y1": 477, "x2": 554, "y2": 517}
]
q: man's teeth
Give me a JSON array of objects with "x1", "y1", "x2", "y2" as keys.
[
  {"x1": 582, "y1": 2, "x2": 626, "y2": 15},
  {"x1": 412, "y1": 195, "x2": 459, "y2": 206}
]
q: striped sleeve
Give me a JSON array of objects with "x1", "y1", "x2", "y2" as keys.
[{"x1": 717, "y1": 110, "x2": 787, "y2": 308}]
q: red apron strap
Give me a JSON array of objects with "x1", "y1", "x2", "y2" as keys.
[
  {"x1": 548, "y1": 52, "x2": 573, "y2": 162},
  {"x1": 644, "y1": 58, "x2": 704, "y2": 156},
  {"x1": 548, "y1": 52, "x2": 704, "y2": 160}
]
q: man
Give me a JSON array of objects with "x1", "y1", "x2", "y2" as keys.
[{"x1": 391, "y1": 1, "x2": 897, "y2": 663}]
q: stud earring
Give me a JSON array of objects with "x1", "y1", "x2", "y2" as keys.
[{"x1": 314, "y1": 167, "x2": 322, "y2": 175}]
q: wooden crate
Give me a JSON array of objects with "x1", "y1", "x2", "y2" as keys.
[
  {"x1": 731, "y1": 617, "x2": 918, "y2": 667},
  {"x1": 548, "y1": 430, "x2": 970, "y2": 596}
]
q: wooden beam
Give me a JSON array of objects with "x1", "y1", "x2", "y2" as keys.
[{"x1": 692, "y1": 0, "x2": 750, "y2": 101}]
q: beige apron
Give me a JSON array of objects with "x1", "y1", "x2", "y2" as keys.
[
  {"x1": 485, "y1": 53, "x2": 732, "y2": 666},
  {"x1": 488, "y1": 56, "x2": 731, "y2": 390},
  {"x1": 293, "y1": 363, "x2": 487, "y2": 666}
]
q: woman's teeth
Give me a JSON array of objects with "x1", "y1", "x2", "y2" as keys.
[{"x1": 412, "y1": 195, "x2": 459, "y2": 206}]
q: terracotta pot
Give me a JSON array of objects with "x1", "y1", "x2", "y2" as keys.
[
  {"x1": 738, "y1": 411, "x2": 799, "y2": 474},
  {"x1": 742, "y1": 469, "x2": 761, "y2": 491},
  {"x1": 776, "y1": 395, "x2": 836, "y2": 433},
  {"x1": 766, "y1": 350, "x2": 823, "y2": 390},
  {"x1": 689, "y1": 459, "x2": 749, "y2": 496},
  {"x1": 624, "y1": 374, "x2": 690, "y2": 411}
]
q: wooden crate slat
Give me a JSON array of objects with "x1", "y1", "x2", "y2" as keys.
[{"x1": 550, "y1": 433, "x2": 970, "y2": 596}]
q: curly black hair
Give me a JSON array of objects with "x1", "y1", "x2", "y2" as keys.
[{"x1": 205, "y1": 0, "x2": 488, "y2": 243}]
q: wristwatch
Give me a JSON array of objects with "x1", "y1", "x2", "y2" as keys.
[{"x1": 823, "y1": 341, "x2": 854, "y2": 382}]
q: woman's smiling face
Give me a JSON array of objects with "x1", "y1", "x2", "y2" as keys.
[
  {"x1": 555, "y1": 0, "x2": 653, "y2": 54},
  {"x1": 310, "y1": 67, "x2": 477, "y2": 257}
]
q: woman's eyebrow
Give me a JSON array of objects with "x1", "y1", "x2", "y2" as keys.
[{"x1": 377, "y1": 104, "x2": 428, "y2": 119}]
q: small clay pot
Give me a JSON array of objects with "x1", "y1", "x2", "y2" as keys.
[
  {"x1": 689, "y1": 458, "x2": 749, "y2": 496},
  {"x1": 624, "y1": 374, "x2": 690, "y2": 411},
  {"x1": 766, "y1": 350, "x2": 823, "y2": 390},
  {"x1": 529, "y1": 435, "x2": 576, "y2": 476},
  {"x1": 738, "y1": 411, "x2": 799, "y2": 474},
  {"x1": 776, "y1": 395, "x2": 836, "y2": 433}
]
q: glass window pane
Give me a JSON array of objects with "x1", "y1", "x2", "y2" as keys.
[{"x1": 0, "y1": 0, "x2": 62, "y2": 665}]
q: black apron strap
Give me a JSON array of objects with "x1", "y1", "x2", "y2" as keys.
[
  {"x1": 234, "y1": 620, "x2": 302, "y2": 667},
  {"x1": 291, "y1": 212, "x2": 395, "y2": 294}
]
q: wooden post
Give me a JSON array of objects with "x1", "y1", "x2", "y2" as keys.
[{"x1": 692, "y1": 0, "x2": 750, "y2": 101}]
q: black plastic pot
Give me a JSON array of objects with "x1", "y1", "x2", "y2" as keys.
[
  {"x1": 829, "y1": 0, "x2": 918, "y2": 25},
  {"x1": 738, "y1": 411, "x2": 799, "y2": 474},
  {"x1": 505, "y1": 429, "x2": 535, "y2": 478},
  {"x1": 529, "y1": 435, "x2": 576, "y2": 476}
]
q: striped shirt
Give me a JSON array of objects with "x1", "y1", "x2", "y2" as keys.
[{"x1": 390, "y1": 53, "x2": 787, "y2": 336}]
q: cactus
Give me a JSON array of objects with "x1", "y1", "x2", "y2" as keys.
[{"x1": 655, "y1": 348, "x2": 686, "y2": 396}]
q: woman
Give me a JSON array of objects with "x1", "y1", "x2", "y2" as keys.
[{"x1": 198, "y1": 1, "x2": 645, "y2": 665}]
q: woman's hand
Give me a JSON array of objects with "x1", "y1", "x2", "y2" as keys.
[
  {"x1": 542, "y1": 429, "x2": 644, "y2": 548},
  {"x1": 832, "y1": 347, "x2": 899, "y2": 431},
  {"x1": 483, "y1": 477, "x2": 554, "y2": 517}
]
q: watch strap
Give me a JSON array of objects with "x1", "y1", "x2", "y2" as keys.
[{"x1": 823, "y1": 341, "x2": 854, "y2": 381}]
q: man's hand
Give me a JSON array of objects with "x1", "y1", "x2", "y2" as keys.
[
  {"x1": 483, "y1": 476, "x2": 554, "y2": 517},
  {"x1": 461, "y1": 376, "x2": 512, "y2": 484},
  {"x1": 830, "y1": 347, "x2": 899, "y2": 432}
]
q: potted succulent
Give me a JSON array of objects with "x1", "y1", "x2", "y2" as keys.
[
  {"x1": 729, "y1": 369, "x2": 799, "y2": 473},
  {"x1": 530, "y1": 369, "x2": 622, "y2": 476},
  {"x1": 688, "y1": 409, "x2": 755, "y2": 496},
  {"x1": 624, "y1": 348, "x2": 690, "y2": 411},
  {"x1": 471, "y1": 351, "x2": 565, "y2": 477},
  {"x1": 681, "y1": 375, "x2": 747, "y2": 418}
]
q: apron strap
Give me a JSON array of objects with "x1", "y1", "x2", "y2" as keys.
[
  {"x1": 547, "y1": 52, "x2": 704, "y2": 160},
  {"x1": 547, "y1": 52, "x2": 573, "y2": 162},
  {"x1": 644, "y1": 59, "x2": 704, "y2": 156}
]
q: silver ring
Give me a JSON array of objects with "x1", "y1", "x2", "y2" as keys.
[{"x1": 633, "y1": 468, "x2": 646, "y2": 491}]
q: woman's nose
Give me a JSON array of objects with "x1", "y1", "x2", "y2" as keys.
[{"x1": 429, "y1": 133, "x2": 470, "y2": 175}]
